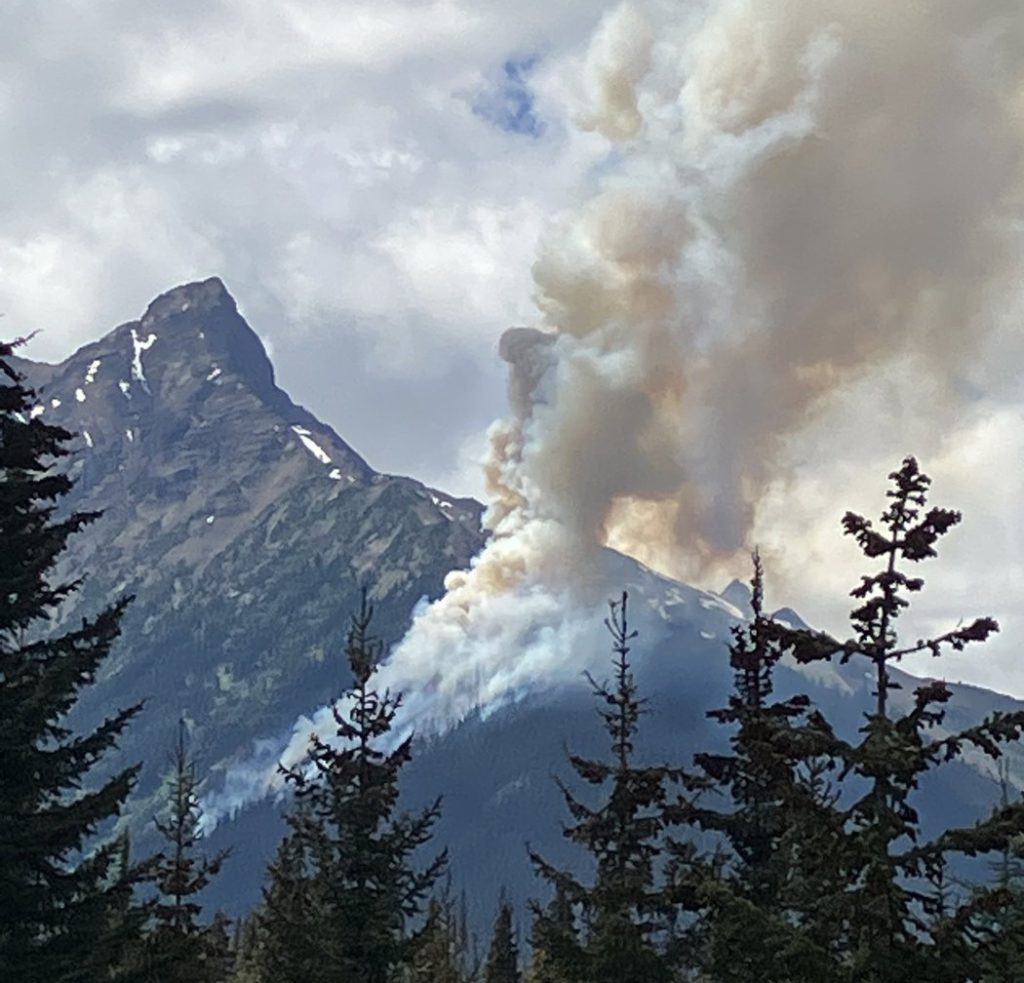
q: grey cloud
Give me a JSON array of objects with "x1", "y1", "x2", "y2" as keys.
[
  {"x1": 360, "y1": 0, "x2": 1024, "y2": 741},
  {"x1": 270, "y1": 313, "x2": 507, "y2": 490},
  {"x1": 0, "y1": 1, "x2": 609, "y2": 491}
]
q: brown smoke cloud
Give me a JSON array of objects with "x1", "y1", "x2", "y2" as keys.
[
  {"x1": 495, "y1": 0, "x2": 1024, "y2": 583},
  {"x1": 251, "y1": 0, "x2": 1024, "y2": 781}
]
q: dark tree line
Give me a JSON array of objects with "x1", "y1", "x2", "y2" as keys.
[
  {"x1": 0, "y1": 340, "x2": 234, "y2": 981},
  {"x1": 523, "y1": 459, "x2": 1024, "y2": 982},
  {"x1": 4, "y1": 338, "x2": 1024, "y2": 982},
  {"x1": 1, "y1": 338, "x2": 144, "y2": 981}
]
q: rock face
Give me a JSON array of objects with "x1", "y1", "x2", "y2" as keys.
[
  {"x1": 13, "y1": 278, "x2": 485, "y2": 827},
  {"x1": 12, "y1": 278, "x2": 1024, "y2": 934}
]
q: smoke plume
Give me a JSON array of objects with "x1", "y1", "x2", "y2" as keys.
[{"x1": 215, "y1": 0, "x2": 1024, "y2": 811}]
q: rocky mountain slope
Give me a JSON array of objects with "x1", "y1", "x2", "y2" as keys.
[
  {"x1": 13, "y1": 279, "x2": 1024, "y2": 932},
  {"x1": 12, "y1": 278, "x2": 485, "y2": 825}
]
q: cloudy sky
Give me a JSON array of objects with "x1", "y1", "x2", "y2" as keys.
[
  {"x1": 1, "y1": 0, "x2": 609, "y2": 491},
  {"x1": 4, "y1": 0, "x2": 1024, "y2": 699}
]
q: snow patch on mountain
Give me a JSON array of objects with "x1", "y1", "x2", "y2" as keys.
[
  {"x1": 291, "y1": 425, "x2": 332, "y2": 465},
  {"x1": 699, "y1": 594, "x2": 745, "y2": 619},
  {"x1": 130, "y1": 328, "x2": 158, "y2": 390}
]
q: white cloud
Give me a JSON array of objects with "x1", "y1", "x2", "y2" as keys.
[
  {"x1": 754, "y1": 388, "x2": 1024, "y2": 698},
  {"x1": 0, "y1": 0, "x2": 610, "y2": 480}
]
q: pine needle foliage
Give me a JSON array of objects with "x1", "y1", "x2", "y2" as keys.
[
  {"x1": 677, "y1": 552, "x2": 843, "y2": 981},
  {"x1": 771, "y1": 457, "x2": 1024, "y2": 981},
  {"x1": 244, "y1": 823, "x2": 322, "y2": 983},
  {"x1": 964, "y1": 764, "x2": 1024, "y2": 982},
  {"x1": 256, "y1": 589, "x2": 446, "y2": 982},
  {"x1": 530, "y1": 592, "x2": 681, "y2": 983},
  {"x1": 142, "y1": 719, "x2": 231, "y2": 981},
  {"x1": 0, "y1": 338, "x2": 144, "y2": 981},
  {"x1": 483, "y1": 892, "x2": 521, "y2": 983},
  {"x1": 409, "y1": 883, "x2": 479, "y2": 983},
  {"x1": 525, "y1": 884, "x2": 576, "y2": 983}
]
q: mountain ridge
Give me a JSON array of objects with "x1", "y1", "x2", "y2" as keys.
[
  {"x1": 14, "y1": 277, "x2": 482, "y2": 579},
  {"x1": 9, "y1": 278, "x2": 487, "y2": 847},
  {"x1": 9, "y1": 278, "x2": 1022, "y2": 935}
]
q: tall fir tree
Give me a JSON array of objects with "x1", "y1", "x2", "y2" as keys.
[
  {"x1": 141, "y1": 719, "x2": 231, "y2": 982},
  {"x1": 483, "y1": 892, "x2": 520, "y2": 983},
  {"x1": 228, "y1": 914, "x2": 264, "y2": 983},
  {"x1": 262, "y1": 589, "x2": 446, "y2": 982},
  {"x1": 101, "y1": 833, "x2": 159, "y2": 983},
  {"x1": 244, "y1": 817, "x2": 323, "y2": 983},
  {"x1": 774, "y1": 457, "x2": 1024, "y2": 981},
  {"x1": 530, "y1": 592, "x2": 681, "y2": 983},
  {"x1": 0, "y1": 338, "x2": 144, "y2": 981},
  {"x1": 677, "y1": 552, "x2": 843, "y2": 981}
]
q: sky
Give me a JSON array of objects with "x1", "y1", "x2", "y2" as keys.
[
  {"x1": 0, "y1": 0, "x2": 608, "y2": 491},
  {"x1": 4, "y1": 0, "x2": 1024, "y2": 700}
]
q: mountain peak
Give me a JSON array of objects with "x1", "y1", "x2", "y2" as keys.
[
  {"x1": 130, "y1": 277, "x2": 279, "y2": 399},
  {"x1": 719, "y1": 578, "x2": 754, "y2": 617},
  {"x1": 142, "y1": 276, "x2": 235, "y2": 325},
  {"x1": 16, "y1": 278, "x2": 374, "y2": 501}
]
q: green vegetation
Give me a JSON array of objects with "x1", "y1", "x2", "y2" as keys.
[
  {"x1": 529, "y1": 592, "x2": 681, "y2": 983},
  {"x1": 137, "y1": 720, "x2": 232, "y2": 981}
]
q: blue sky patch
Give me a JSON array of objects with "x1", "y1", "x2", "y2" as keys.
[{"x1": 473, "y1": 55, "x2": 546, "y2": 139}]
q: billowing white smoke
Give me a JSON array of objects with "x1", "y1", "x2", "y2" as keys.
[{"x1": 213, "y1": 0, "x2": 1024, "y2": 814}]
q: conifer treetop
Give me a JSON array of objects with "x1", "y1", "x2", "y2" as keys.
[{"x1": 263, "y1": 587, "x2": 446, "y2": 981}]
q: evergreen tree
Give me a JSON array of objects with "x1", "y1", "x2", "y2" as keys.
[
  {"x1": 483, "y1": 892, "x2": 520, "y2": 983},
  {"x1": 409, "y1": 885, "x2": 478, "y2": 983},
  {"x1": 0, "y1": 338, "x2": 144, "y2": 981},
  {"x1": 228, "y1": 915, "x2": 263, "y2": 983},
  {"x1": 269, "y1": 589, "x2": 446, "y2": 982},
  {"x1": 410, "y1": 898, "x2": 462, "y2": 983},
  {"x1": 530, "y1": 592, "x2": 681, "y2": 983},
  {"x1": 525, "y1": 884, "x2": 575, "y2": 983},
  {"x1": 678, "y1": 552, "x2": 843, "y2": 981},
  {"x1": 100, "y1": 834, "x2": 152, "y2": 981},
  {"x1": 662, "y1": 459, "x2": 1024, "y2": 981},
  {"x1": 775, "y1": 457, "x2": 1024, "y2": 980},
  {"x1": 142, "y1": 719, "x2": 231, "y2": 982},
  {"x1": 246, "y1": 822, "x2": 322, "y2": 983},
  {"x1": 970, "y1": 763, "x2": 1024, "y2": 982}
]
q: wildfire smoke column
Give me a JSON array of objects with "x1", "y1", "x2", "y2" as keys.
[{"x1": 286, "y1": 0, "x2": 1024, "y2": 761}]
